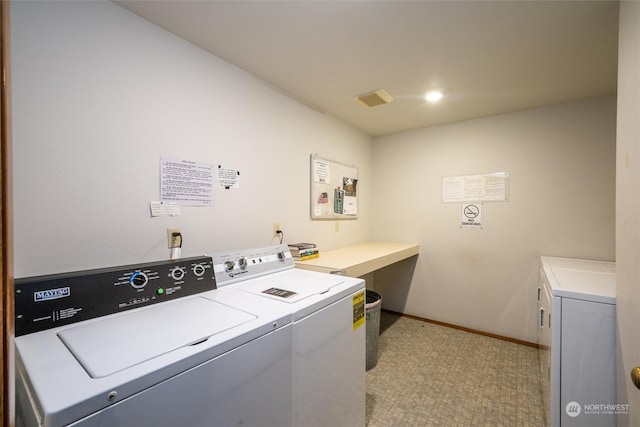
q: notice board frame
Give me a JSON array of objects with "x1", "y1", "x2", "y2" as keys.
[
  {"x1": 310, "y1": 154, "x2": 359, "y2": 219},
  {"x1": 441, "y1": 171, "x2": 510, "y2": 203}
]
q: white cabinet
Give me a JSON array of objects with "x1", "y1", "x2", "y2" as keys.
[{"x1": 538, "y1": 256, "x2": 616, "y2": 427}]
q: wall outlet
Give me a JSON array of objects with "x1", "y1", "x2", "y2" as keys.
[
  {"x1": 273, "y1": 222, "x2": 281, "y2": 237},
  {"x1": 167, "y1": 227, "x2": 181, "y2": 248},
  {"x1": 335, "y1": 221, "x2": 340, "y2": 232}
]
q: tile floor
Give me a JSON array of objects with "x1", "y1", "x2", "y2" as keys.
[{"x1": 365, "y1": 311, "x2": 546, "y2": 426}]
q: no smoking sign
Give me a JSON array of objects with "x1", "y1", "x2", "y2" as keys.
[{"x1": 461, "y1": 203, "x2": 482, "y2": 228}]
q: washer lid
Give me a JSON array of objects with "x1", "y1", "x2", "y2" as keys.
[
  {"x1": 57, "y1": 296, "x2": 256, "y2": 378},
  {"x1": 232, "y1": 269, "x2": 344, "y2": 303}
]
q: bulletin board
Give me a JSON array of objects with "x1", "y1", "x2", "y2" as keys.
[{"x1": 310, "y1": 154, "x2": 359, "y2": 219}]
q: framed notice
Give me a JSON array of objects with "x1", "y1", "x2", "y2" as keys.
[
  {"x1": 311, "y1": 154, "x2": 359, "y2": 219},
  {"x1": 442, "y1": 172, "x2": 509, "y2": 203}
]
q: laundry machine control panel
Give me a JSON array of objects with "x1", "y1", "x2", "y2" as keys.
[
  {"x1": 15, "y1": 256, "x2": 216, "y2": 336},
  {"x1": 212, "y1": 244, "x2": 294, "y2": 286}
]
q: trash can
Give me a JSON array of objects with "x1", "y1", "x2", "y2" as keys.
[{"x1": 365, "y1": 290, "x2": 382, "y2": 371}]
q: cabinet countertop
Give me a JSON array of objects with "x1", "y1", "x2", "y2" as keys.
[{"x1": 294, "y1": 242, "x2": 419, "y2": 277}]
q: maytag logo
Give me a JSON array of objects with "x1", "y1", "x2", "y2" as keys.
[{"x1": 34, "y1": 287, "x2": 71, "y2": 302}]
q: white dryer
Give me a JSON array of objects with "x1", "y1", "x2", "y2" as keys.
[
  {"x1": 15, "y1": 256, "x2": 293, "y2": 427},
  {"x1": 213, "y1": 244, "x2": 366, "y2": 427},
  {"x1": 538, "y1": 256, "x2": 617, "y2": 427}
]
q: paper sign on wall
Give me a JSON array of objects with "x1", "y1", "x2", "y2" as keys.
[
  {"x1": 461, "y1": 203, "x2": 482, "y2": 229},
  {"x1": 161, "y1": 157, "x2": 213, "y2": 206},
  {"x1": 443, "y1": 172, "x2": 509, "y2": 202},
  {"x1": 313, "y1": 158, "x2": 331, "y2": 184},
  {"x1": 218, "y1": 165, "x2": 240, "y2": 189},
  {"x1": 150, "y1": 201, "x2": 181, "y2": 217}
]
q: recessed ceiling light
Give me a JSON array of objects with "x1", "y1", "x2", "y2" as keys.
[{"x1": 425, "y1": 91, "x2": 443, "y2": 103}]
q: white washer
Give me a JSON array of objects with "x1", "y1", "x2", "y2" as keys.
[
  {"x1": 15, "y1": 256, "x2": 293, "y2": 427},
  {"x1": 538, "y1": 256, "x2": 616, "y2": 427},
  {"x1": 213, "y1": 244, "x2": 366, "y2": 427}
]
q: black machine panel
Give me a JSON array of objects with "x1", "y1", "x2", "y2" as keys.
[{"x1": 15, "y1": 256, "x2": 216, "y2": 336}]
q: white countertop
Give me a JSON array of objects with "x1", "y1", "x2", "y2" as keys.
[{"x1": 294, "y1": 242, "x2": 419, "y2": 277}]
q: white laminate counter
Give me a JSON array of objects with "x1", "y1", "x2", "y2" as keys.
[{"x1": 294, "y1": 242, "x2": 419, "y2": 277}]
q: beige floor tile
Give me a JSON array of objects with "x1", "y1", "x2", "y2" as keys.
[{"x1": 366, "y1": 311, "x2": 545, "y2": 427}]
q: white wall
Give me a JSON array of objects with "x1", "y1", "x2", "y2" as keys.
[
  {"x1": 11, "y1": 1, "x2": 372, "y2": 277},
  {"x1": 615, "y1": 1, "x2": 640, "y2": 424},
  {"x1": 372, "y1": 97, "x2": 616, "y2": 343},
  {"x1": 11, "y1": 1, "x2": 618, "y2": 346}
]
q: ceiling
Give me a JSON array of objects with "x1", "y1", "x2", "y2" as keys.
[{"x1": 115, "y1": 1, "x2": 619, "y2": 137}]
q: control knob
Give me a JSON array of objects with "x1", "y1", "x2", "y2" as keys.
[
  {"x1": 277, "y1": 251, "x2": 286, "y2": 262},
  {"x1": 192, "y1": 263, "x2": 206, "y2": 277},
  {"x1": 224, "y1": 260, "x2": 235, "y2": 272},
  {"x1": 238, "y1": 257, "x2": 248, "y2": 270},
  {"x1": 171, "y1": 267, "x2": 185, "y2": 281},
  {"x1": 130, "y1": 271, "x2": 148, "y2": 289}
]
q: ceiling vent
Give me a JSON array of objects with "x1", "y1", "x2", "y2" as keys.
[{"x1": 355, "y1": 89, "x2": 394, "y2": 108}]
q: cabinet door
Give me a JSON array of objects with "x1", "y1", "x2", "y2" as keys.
[{"x1": 560, "y1": 298, "x2": 616, "y2": 427}]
